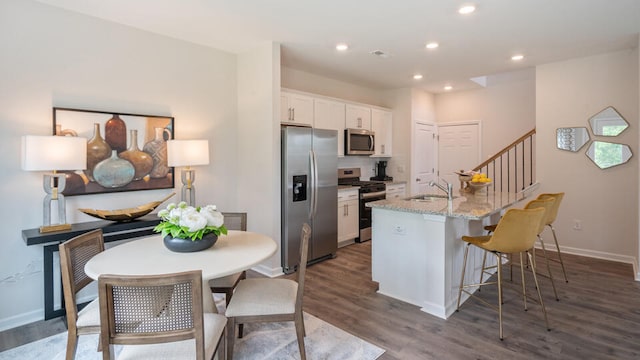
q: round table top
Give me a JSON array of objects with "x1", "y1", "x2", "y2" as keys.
[{"x1": 85, "y1": 230, "x2": 278, "y2": 281}]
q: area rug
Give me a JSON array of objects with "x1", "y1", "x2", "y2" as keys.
[{"x1": 0, "y1": 312, "x2": 385, "y2": 360}]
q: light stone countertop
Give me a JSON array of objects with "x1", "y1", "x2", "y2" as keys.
[{"x1": 367, "y1": 190, "x2": 528, "y2": 220}]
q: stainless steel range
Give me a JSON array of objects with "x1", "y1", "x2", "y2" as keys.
[{"x1": 338, "y1": 168, "x2": 386, "y2": 242}]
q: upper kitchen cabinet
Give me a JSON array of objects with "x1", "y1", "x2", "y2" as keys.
[
  {"x1": 371, "y1": 109, "x2": 392, "y2": 157},
  {"x1": 314, "y1": 98, "x2": 346, "y2": 157},
  {"x1": 281, "y1": 91, "x2": 314, "y2": 126},
  {"x1": 345, "y1": 104, "x2": 371, "y2": 130}
]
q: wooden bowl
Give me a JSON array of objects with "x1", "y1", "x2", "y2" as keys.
[{"x1": 78, "y1": 193, "x2": 175, "y2": 222}]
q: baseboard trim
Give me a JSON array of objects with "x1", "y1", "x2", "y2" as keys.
[
  {"x1": 251, "y1": 264, "x2": 284, "y2": 278},
  {"x1": 537, "y1": 242, "x2": 639, "y2": 280},
  {"x1": 0, "y1": 309, "x2": 42, "y2": 332}
]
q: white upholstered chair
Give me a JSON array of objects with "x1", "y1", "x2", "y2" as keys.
[
  {"x1": 97, "y1": 270, "x2": 226, "y2": 360},
  {"x1": 59, "y1": 229, "x2": 104, "y2": 360},
  {"x1": 225, "y1": 223, "x2": 311, "y2": 360}
]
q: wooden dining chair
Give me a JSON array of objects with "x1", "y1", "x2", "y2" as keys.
[
  {"x1": 59, "y1": 229, "x2": 105, "y2": 360},
  {"x1": 225, "y1": 223, "x2": 311, "y2": 360},
  {"x1": 98, "y1": 270, "x2": 227, "y2": 360},
  {"x1": 209, "y1": 212, "x2": 248, "y2": 306}
]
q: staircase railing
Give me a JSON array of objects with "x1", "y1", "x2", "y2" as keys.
[{"x1": 473, "y1": 128, "x2": 536, "y2": 193}]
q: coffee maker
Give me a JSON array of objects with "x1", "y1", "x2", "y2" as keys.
[{"x1": 371, "y1": 160, "x2": 393, "y2": 181}]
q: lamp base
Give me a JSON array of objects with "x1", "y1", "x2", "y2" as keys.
[{"x1": 39, "y1": 223, "x2": 72, "y2": 233}]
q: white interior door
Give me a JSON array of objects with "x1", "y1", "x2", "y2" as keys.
[
  {"x1": 412, "y1": 122, "x2": 436, "y2": 195},
  {"x1": 438, "y1": 122, "x2": 481, "y2": 190}
]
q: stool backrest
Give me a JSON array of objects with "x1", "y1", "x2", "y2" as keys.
[
  {"x1": 486, "y1": 207, "x2": 545, "y2": 253},
  {"x1": 537, "y1": 192, "x2": 564, "y2": 225},
  {"x1": 524, "y1": 197, "x2": 555, "y2": 235}
]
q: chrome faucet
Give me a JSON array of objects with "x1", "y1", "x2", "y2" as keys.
[{"x1": 429, "y1": 178, "x2": 453, "y2": 201}]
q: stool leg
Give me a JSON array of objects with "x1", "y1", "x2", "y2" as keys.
[
  {"x1": 519, "y1": 252, "x2": 528, "y2": 311},
  {"x1": 549, "y1": 224, "x2": 569, "y2": 283},
  {"x1": 457, "y1": 243, "x2": 471, "y2": 311},
  {"x1": 496, "y1": 252, "x2": 504, "y2": 340},
  {"x1": 479, "y1": 251, "x2": 487, "y2": 291},
  {"x1": 538, "y1": 235, "x2": 559, "y2": 301},
  {"x1": 527, "y1": 251, "x2": 551, "y2": 331}
]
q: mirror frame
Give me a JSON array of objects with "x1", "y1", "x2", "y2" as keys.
[
  {"x1": 588, "y1": 106, "x2": 629, "y2": 137},
  {"x1": 585, "y1": 141, "x2": 633, "y2": 169},
  {"x1": 556, "y1": 127, "x2": 590, "y2": 152}
]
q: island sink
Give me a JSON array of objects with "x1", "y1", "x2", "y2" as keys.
[{"x1": 409, "y1": 194, "x2": 457, "y2": 202}]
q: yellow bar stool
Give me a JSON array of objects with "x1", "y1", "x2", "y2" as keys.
[
  {"x1": 480, "y1": 198, "x2": 559, "y2": 301},
  {"x1": 537, "y1": 192, "x2": 568, "y2": 282},
  {"x1": 456, "y1": 207, "x2": 550, "y2": 340},
  {"x1": 524, "y1": 197, "x2": 559, "y2": 301}
]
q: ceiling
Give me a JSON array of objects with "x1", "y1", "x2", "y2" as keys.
[{"x1": 36, "y1": 0, "x2": 640, "y2": 93}]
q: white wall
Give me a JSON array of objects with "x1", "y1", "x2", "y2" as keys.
[
  {"x1": 282, "y1": 67, "x2": 389, "y2": 107},
  {"x1": 536, "y1": 49, "x2": 639, "y2": 273},
  {"x1": 434, "y1": 69, "x2": 536, "y2": 160},
  {"x1": 0, "y1": 0, "x2": 238, "y2": 330},
  {"x1": 236, "y1": 42, "x2": 282, "y2": 275}
]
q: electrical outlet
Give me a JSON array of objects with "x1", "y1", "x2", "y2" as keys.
[
  {"x1": 392, "y1": 225, "x2": 407, "y2": 235},
  {"x1": 573, "y1": 220, "x2": 582, "y2": 230}
]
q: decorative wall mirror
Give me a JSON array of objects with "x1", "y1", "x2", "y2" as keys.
[
  {"x1": 556, "y1": 127, "x2": 590, "y2": 152},
  {"x1": 588, "y1": 106, "x2": 628, "y2": 136},
  {"x1": 585, "y1": 141, "x2": 632, "y2": 169}
]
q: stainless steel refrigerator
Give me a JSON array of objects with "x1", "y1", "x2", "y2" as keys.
[{"x1": 281, "y1": 126, "x2": 338, "y2": 274}]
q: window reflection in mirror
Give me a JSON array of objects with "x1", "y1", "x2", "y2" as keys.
[
  {"x1": 585, "y1": 141, "x2": 632, "y2": 169},
  {"x1": 556, "y1": 127, "x2": 590, "y2": 152},
  {"x1": 588, "y1": 106, "x2": 628, "y2": 136}
]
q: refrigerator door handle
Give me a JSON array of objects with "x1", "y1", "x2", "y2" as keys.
[{"x1": 309, "y1": 150, "x2": 318, "y2": 220}]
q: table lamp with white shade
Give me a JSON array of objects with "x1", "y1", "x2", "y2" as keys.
[
  {"x1": 21, "y1": 135, "x2": 87, "y2": 233},
  {"x1": 167, "y1": 139, "x2": 210, "y2": 206}
]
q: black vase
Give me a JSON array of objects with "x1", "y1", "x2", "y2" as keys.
[{"x1": 163, "y1": 233, "x2": 218, "y2": 253}]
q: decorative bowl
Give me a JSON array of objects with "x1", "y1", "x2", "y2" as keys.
[
  {"x1": 78, "y1": 193, "x2": 175, "y2": 222},
  {"x1": 467, "y1": 181, "x2": 491, "y2": 193}
]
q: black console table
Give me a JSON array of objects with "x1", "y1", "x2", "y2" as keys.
[{"x1": 22, "y1": 215, "x2": 161, "y2": 320}]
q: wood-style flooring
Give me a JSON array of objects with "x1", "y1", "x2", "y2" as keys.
[{"x1": 2, "y1": 241, "x2": 639, "y2": 359}]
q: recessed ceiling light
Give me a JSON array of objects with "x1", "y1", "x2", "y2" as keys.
[
  {"x1": 444, "y1": 85, "x2": 453, "y2": 91},
  {"x1": 426, "y1": 42, "x2": 439, "y2": 49},
  {"x1": 336, "y1": 43, "x2": 349, "y2": 51},
  {"x1": 413, "y1": 74, "x2": 423, "y2": 80},
  {"x1": 511, "y1": 54, "x2": 524, "y2": 61},
  {"x1": 458, "y1": 5, "x2": 476, "y2": 14}
]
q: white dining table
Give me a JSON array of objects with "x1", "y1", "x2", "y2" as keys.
[{"x1": 85, "y1": 230, "x2": 278, "y2": 313}]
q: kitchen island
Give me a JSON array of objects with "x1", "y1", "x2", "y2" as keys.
[{"x1": 367, "y1": 190, "x2": 528, "y2": 319}]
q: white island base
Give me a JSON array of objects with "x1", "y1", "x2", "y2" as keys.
[{"x1": 371, "y1": 208, "x2": 502, "y2": 319}]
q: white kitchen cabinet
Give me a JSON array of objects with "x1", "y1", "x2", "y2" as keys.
[
  {"x1": 281, "y1": 91, "x2": 314, "y2": 126},
  {"x1": 345, "y1": 104, "x2": 371, "y2": 130},
  {"x1": 386, "y1": 183, "x2": 406, "y2": 199},
  {"x1": 371, "y1": 108, "x2": 392, "y2": 157},
  {"x1": 314, "y1": 98, "x2": 346, "y2": 157},
  {"x1": 337, "y1": 188, "x2": 359, "y2": 246}
]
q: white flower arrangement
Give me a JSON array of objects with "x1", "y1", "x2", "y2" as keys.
[{"x1": 154, "y1": 202, "x2": 227, "y2": 241}]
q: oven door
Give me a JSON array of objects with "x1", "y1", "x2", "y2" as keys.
[{"x1": 358, "y1": 190, "x2": 386, "y2": 242}]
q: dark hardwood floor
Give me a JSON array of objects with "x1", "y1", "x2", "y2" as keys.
[{"x1": 2, "y1": 241, "x2": 640, "y2": 359}]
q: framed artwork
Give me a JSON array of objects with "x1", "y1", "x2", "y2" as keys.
[{"x1": 53, "y1": 107, "x2": 174, "y2": 196}]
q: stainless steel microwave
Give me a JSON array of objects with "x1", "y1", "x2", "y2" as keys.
[{"x1": 345, "y1": 128, "x2": 375, "y2": 155}]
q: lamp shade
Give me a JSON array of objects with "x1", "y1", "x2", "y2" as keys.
[
  {"x1": 167, "y1": 139, "x2": 210, "y2": 167},
  {"x1": 21, "y1": 135, "x2": 87, "y2": 171}
]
